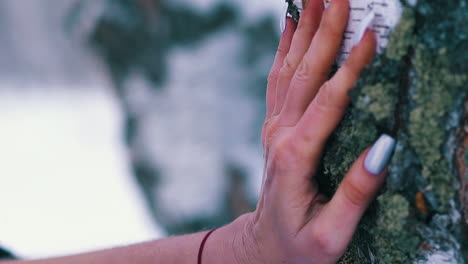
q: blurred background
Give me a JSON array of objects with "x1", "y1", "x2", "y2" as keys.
[{"x1": 0, "y1": 0, "x2": 283, "y2": 259}]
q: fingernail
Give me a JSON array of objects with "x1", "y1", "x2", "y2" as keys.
[
  {"x1": 364, "y1": 134, "x2": 396, "y2": 175},
  {"x1": 280, "y1": 2, "x2": 288, "y2": 33},
  {"x1": 323, "y1": 0, "x2": 332, "y2": 8},
  {"x1": 353, "y1": 11, "x2": 375, "y2": 47}
]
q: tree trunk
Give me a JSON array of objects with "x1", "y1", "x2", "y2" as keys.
[{"x1": 312, "y1": 0, "x2": 468, "y2": 262}]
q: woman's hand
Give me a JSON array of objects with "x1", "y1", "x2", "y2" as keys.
[
  {"x1": 233, "y1": 0, "x2": 395, "y2": 263},
  {"x1": 0, "y1": 1, "x2": 395, "y2": 264}
]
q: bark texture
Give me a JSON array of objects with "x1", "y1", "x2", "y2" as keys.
[{"x1": 315, "y1": 1, "x2": 468, "y2": 262}]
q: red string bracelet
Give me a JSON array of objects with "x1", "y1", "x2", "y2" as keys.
[{"x1": 197, "y1": 228, "x2": 218, "y2": 264}]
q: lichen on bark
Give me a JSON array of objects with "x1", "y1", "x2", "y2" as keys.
[
  {"x1": 409, "y1": 45, "x2": 467, "y2": 209},
  {"x1": 371, "y1": 194, "x2": 420, "y2": 263},
  {"x1": 315, "y1": 0, "x2": 468, "y2": 262}
]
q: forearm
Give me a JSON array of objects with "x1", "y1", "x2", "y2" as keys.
[
  {"x1": 0, "y1": 233, "x2": 201, "y2": 264},
  {"x1": 1, "y1": 214, "x2": 253, "y2": 264}
]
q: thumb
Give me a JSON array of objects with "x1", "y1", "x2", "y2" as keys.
[{"x1": 313, "y1": 134, "x2": 396, "y2": 244}]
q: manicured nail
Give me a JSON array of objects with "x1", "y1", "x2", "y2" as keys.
[
  {"x1": 364, "y1": 134, "x2": 396, "y2": 175},
  {"x1": 280, "y1": 1, "x2": 288, "y2": 33},
  {"x1": 353, "y1": 11, "x2": 375, "y2": 47}
]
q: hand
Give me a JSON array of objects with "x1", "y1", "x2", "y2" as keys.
[{"x1": 236, "y1": 0, "x2": 393, "y2": 263}]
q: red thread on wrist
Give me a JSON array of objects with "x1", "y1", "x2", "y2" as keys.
[{"x1": 197, "y1": 228, "x2": 217, "y2": 264}]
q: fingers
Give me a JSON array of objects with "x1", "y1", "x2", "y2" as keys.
[
  {"x1": 272, "y1": 0, "x2": 324, "y2": 117},
  {"x1": 294, "y1": 30, "x2": 376, "y2": 155},
  {"x1": 278, "y1": 0, "x2": 350, "y2": 126},
  {"x1": 266, "y1": 18, "x2": 296, "y2": 119},
  {"x1": 313, "y1": 135, "x2": 396, "y2": 243}
]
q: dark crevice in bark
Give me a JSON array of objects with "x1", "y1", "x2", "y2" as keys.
[
  {"x1": 390, "y1": 49, "x2": 413, "y2": 137},
  {"x1": 456, "y1": 95, "x2": 468, "y2": 227}
]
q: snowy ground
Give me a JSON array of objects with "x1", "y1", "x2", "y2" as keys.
[{"x1": 0, "y1": 83, "x2": 162, "y2": 258}]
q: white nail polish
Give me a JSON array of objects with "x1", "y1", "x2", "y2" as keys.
[
  {"x1": 364, "y1": 134, "x2": 396, "y2": 175},
  {"x1": 353, "y1": 11, "x2": 375, "y2": 47},
  {"x1": 280, "y1": 2, "x2": 288, "y2": 33}
]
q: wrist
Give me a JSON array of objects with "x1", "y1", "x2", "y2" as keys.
[{"x1": 203, "y1": 213, "x2": 262, "y2": 264}]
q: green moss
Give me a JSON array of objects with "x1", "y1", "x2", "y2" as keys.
[
  {"x1": 339, "y1": 241, "x2": 371, "y2": 264},
  {"x1": 336, "y1": 201, "x2": 377, "y2": 264},
  {"x1": 327, "y1": 7, "x2": 417, "y2": 264},
  {"x1": 408, "y1": 45, "x2": 467, "y2": 209},
  {"x1": 318, "y1": 110, "x2": 378, "y2": 194},
  {"x1": 355, "y1": 83, "x2": 397, "y2": 122},
  {"x1": 326, "y1": 1, "x2": 468, "y2": 261},
  {"x1": 385, "y1": 8, "x2": 416, "y2": 61},
  {"x1": 371, "y1": 194, "x2": 420, "y2": 263},
  {"x1": 321, "y1": 111, "x2": 379, "y2": 264}
]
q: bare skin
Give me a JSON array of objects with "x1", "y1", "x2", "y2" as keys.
[
  {"x1": 230, "y1": 0, "x2": 380, "y2": 262},
  {"x1": 1, "y1": 0, "x2": 382, "y2": 263}
]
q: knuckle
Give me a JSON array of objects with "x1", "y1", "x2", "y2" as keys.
[
  {"x1": 294, "y1": 59, "x2": 312, "y2": 83},
  {"x1": 262, "y1": 120, "x2": 270, "y2": 134},
  {"x1": 312, "y1": 82, "x2": 334, "y2": 113},
  {"x1": 276, "y1": 46, "x2": 288, "y2": 57},
  {"x1": 279, "y1": 55, "x2": 297, "y2": 77},
  {"x1": 311, "y1": 228, "x2": 342, "y2": 257},
  {"x1": 262, "y1": 117, "x2": 279, "y2": 141},
  {"x1": 342, "y1": 178, "x2": 369, "y2": 208},
  {"x1": 272, "y1": 138, "x2": 292, "y2": 162},
  {"x1": 267, "y1": 71, "x2": 279, "y2": 87},
  {"x1": 268, "y1": 136, "x2": 297, "y2": 173},
  {"x1": 312, "y1": 81, "x2": 346, "y2": 114}
]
